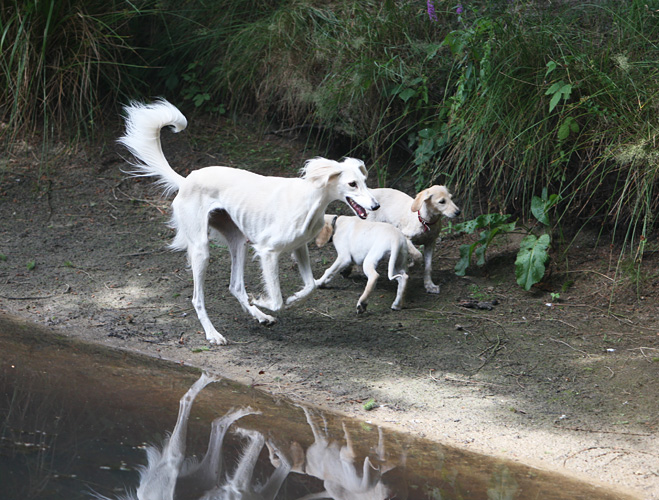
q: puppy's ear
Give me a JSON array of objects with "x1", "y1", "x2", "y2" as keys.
[
  {"x1": 410, "y1": 189, "x2": 430, "y2": 212},
  {"x1": 315, "y1": 222, "x2": 334, "y2": 247}
]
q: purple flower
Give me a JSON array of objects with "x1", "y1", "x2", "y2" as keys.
[
  {"x1": 427, "y1": 0, "x2": 438, "y2": 21},
  {"x1": 456, "y1": 3, "x2": 463, "y2": 15}
]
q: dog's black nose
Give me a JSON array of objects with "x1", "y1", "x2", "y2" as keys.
[
  {"x1": 455, "y1": 208, "x2": 461, "y2": 216},
  {"x1": 372, "y1": 202, "x2": 380, "y2": 211}
]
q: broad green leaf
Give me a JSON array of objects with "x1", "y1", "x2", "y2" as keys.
[
  {"x1": 515, "y1": 234, "x2": 551, "y2": 290},
  {"x1": 455, "y1": 244, "x2": 474, "y2": 276},
  {"x1": 531, "y1": 196, "x2": 550, "y2": 225}
]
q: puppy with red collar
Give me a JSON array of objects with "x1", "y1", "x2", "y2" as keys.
[{"x1": 366, "y1": 186, "x2": 460, "y2": 294}]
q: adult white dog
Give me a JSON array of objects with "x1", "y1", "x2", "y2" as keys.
[
  {"x1": 119, "y1": 100, "x2": 380, "y2": 344},
  {"x1": 366, "y1": 186, "x2": 460, "y2": 294}
]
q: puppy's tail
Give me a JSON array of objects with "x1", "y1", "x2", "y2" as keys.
[
  {"x1": 315, "y1": 214, "x2": 338, "y2": 247},
  {"x1": 388, "y1": 233, "x2": 408, "y2": 281},
  {"x1": 118, "y1": 99, "x2": 187, "y2": 197}
]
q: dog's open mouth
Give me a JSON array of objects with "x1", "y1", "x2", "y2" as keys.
[{"x1": 346, "y1": 197, "x2": 368, "y2": 219}]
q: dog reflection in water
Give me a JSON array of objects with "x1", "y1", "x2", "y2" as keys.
[
  {"x1": 95, "y1": 372, "x2": 291, "y2": 500},
  {"x1": 269, "y1": 406, "x2": 396, "y2": 500}
]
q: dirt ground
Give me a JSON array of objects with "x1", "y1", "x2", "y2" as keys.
[{"x1": 1, "y1": 116, "x2": 658, "y2": 499}]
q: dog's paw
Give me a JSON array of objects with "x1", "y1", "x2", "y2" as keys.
[
  {"x1": 257, "y1": 314, "x2": 277, "y2": 326},
  {"x1": 207, "y1": 331, "x2": 228, "y2": 345},
  {"x1": 425, "y1": 283, "x2": 441, "y2": 294},
  {"x1": 391, "y1": 303, "x2": 403, "y2": 311},
  {"x1": 356, "y1": 302, "x2": 367, "y2": 314}
]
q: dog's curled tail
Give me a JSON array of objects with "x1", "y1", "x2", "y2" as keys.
[
  {"x1": 387, "y1": 233, "x2": 409, "y2": 281},
  {"x1": 118, "y1": 99, "x2": 188, "y2": 197}
]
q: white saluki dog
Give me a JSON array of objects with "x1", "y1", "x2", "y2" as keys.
[
  {"x1": 119, "y1": 100, "x2": 380, "y2": 344},
  {"x1": 120, "y1": 373, "x2": 260, "y2": 500},
  {"x1": 366, "y1": 186, "x2": 460, "y2": 294},
  {"x1": 315, "y1": 215, "x2": 409, "y2": 313},
  {"x1": 95, "y1": 372, "x2": 291, "y2": 500}
]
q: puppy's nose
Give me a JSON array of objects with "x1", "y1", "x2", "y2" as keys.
[
  {"x1": 372, "y1": 201, "x2": 380, "y2": 211},
  {"x1": 455, "y1": 208, "x2": 461, "y2": 216}
]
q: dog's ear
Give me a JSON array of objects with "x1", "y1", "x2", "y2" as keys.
[
  {"x1": 315, "y1": 222, "x2": 334, "y2": 247},
  {"x1": 302, "y1": 157, "x2": 342, "y2": 188},
  {"x1": 410, "y1": 189, "x2": 431, "y2": 212}
]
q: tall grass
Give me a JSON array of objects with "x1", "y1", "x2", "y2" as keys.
[{"x1": 0, "y1": 0, "x2": 145, "y2": 141}]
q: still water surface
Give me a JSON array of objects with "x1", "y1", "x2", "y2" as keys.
[{"x1": 0, "y1": 315, "x2": 632, "y2": 499}]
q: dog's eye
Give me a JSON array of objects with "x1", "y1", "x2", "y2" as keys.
[
  {"x1": 348, "y1": 181, "x2": 357, "y2": 188},
  {"x1": 439, "y1": 199, "x2": 446, "y2": 204}
]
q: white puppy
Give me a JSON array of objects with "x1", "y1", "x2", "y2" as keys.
[
  {"x1": 118, "y1": 100, "x2": 380, "y2": 344},
  {"x1": 366, "y1": 186, "x2": 460, "y2": 294},
  {"x1": 315, "y1": 215, "x2": 409, "y2": 313}
]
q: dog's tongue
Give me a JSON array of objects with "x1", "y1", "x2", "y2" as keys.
[{"x1": 347, "y1": 197, "x2": 367, "y2": 219}]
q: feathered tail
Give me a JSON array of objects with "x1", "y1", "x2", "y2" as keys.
[{"x1": 118, "y1": 99, "x2": 188, "y2": 197}]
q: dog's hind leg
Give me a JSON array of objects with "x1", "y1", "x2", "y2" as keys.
[
  {"x1": 286, "y1": 244, "x2": 317, "y2": 307},
  {"x1": 357, "y1": 257, "x2": 380, "y2": 314},
  {"x1": 188, "y1": 240, "x2": 228, "y2": 345}
]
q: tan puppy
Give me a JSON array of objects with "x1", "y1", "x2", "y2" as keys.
[{"x1": 366, "y1": 186, "x2": 460, "y2": 294}]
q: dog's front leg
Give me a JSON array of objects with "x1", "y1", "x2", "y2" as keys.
[
  {"x1": 251, "y1": 250, "x2": 284, "y2": 312},
  {"x1": 423, "y1": 242, "x2": 440, "y2": 294},
  {"x1": 286, "y1": 245, "x2": 317, "y2": 307}
]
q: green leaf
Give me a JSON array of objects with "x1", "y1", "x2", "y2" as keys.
[
  {"x1": 557, "y1": 121, "x2": 571, "y2": 140},
  {"x1": 515, "y1": 234, "x2": 551, "y2": 290},
  {"x1": 549, "y1": 92, "x2": 562, "y2": 113},
  {"x1": 26, "y1": 260, "x2": 36, "y2": 271},
  {"x1": 363, "y1": 398, "x2": 377, "y2": 411},
  {"x1": 545, "y1": 82, "x2": 564, "y2": 95},
  {"x1": 455, "y1": 244, "x2": 474, "y2": 276},
  {"x1": 531, "y1": 196, "x2": 550, "y2": 225},
  {"x1": 398, "y1": 88, "x2": 415, "y2": 102}
]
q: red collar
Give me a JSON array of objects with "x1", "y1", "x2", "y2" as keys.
[{"x1": 417, "y1": 211, "x2": 438, "y2": 233}]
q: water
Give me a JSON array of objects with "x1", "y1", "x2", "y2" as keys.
[{"x1": 0, "y1": 315, "x2": 633, "y2": 499}]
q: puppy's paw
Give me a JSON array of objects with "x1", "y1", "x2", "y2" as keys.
[
  {"x1": 356, "y1": 302, "x2": 367, "y2": 314},
  {"x1": 425, "y1": 283, "x2": 440, "y2": 294}
]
